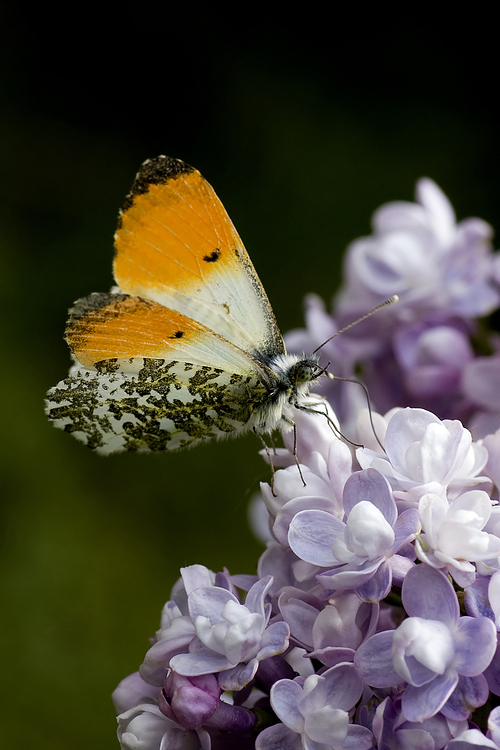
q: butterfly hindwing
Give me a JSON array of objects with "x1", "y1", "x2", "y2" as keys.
[
  {"x1": 113, "y1": 156, "x2": 285, "y2": 360},
  {"x1": 46, "y1": 360, "x2": 270, "y2": 454},
  {"x1": 45, "y1": 293, "x2": 273, "y2": 453}
]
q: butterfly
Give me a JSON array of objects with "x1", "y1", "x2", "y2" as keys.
[{"x1": 45, "y1": 156, "x2": 326, "y2": 455}]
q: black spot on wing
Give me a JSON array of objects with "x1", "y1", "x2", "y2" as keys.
[
  {"x1": 203, "y1": 248, "x2": 221, "y2": 263},
  {"x1": 169, "y1": 331, "x2": 184, "y2": 339}
]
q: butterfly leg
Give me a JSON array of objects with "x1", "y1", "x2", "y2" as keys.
[
  {"x1": 253, "y1": 428, "x2": 278, "y2": 497},
  {"x1": 269, "y1": 432, "x2": 278, "y2": 454},
  {"x1": 282, "y1": 416, "x2": 306, "y2": 488},
  {"x1": 295, "y1": 402, "x2": 363, "y2": 449}
]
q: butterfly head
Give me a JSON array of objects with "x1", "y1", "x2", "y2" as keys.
[
  {"x1": 286, "y1": 355, "x2": 323, "y2": 387},
  {"x1": 265, "y1": 352, "x2": 323, "y2": 396}
]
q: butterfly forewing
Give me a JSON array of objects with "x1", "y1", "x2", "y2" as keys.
[{"x1": 114, "y1": 156, "x2": 285, "y2": 360}]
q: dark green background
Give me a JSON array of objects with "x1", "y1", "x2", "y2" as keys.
[{"x1": 1, "y1": 8, "x2": 499, "y2": 748}]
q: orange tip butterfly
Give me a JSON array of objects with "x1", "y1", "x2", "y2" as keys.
[{"x1": 45, "y1": 156, "x2": 325, "y2": 454}]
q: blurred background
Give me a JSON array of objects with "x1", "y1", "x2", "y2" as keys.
[{"x1": 1, "y1": 6, "x2": 499, "y2": 747}]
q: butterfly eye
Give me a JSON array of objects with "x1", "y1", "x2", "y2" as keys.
[{"x1": 289, "y1": 359, "x2": 321, "y2": 385}]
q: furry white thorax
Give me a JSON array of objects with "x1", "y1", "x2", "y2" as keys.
[{"x1": 252, "y1": 352, "x2": 323, "y2": 434}]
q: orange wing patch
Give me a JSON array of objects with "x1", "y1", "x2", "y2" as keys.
[
  {"x1": 66, "y1": 293, "x2": 209, "y2": 368},
  {"x1": 114, "y1": 157, "x2": 242, "y2": 297}
]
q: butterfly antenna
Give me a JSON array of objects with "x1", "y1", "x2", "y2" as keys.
[
  {"x1": 253, "y1": 428, "x2": 278, "y2": 497},
  {"x1": 312, "y1": 295, "x2": 399, "y2": 354}
]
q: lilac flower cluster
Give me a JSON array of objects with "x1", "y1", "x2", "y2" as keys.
[
  {"x1": 287, "y1": 178, "x2": 500, "y2": 437},
  {"x1": 113, "y1": 181, "x2": 500, "y2": 749}
]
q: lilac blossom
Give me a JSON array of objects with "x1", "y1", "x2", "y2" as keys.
[
  {"x1": 372, "y1": 693, "x2": 467, "y2": 750},
  {"x1": 140, "y1": 565, "x2": 215, "y2": 688},
  {"x1": 170, "y1": 575, "x2": 290, "y2": 691},
  {"x1": 288, "y1": 468, "x2": 419, "y2": 600},
  {"x1": 447, "y1": 727, "x2": 500, "y2": 749},
  {"x1": 335, "y1": 177, "x2": 499, "y2": 328},
  {"x1": 354, "y1": 565, "x2": 496, "y2": 722},
  {"x1": 111, "y1": 179, "x2": 500, "y2": 748},
  {"x1": 357, "y1": 407, "x2": 488, "y2": 503},
  {"x1": 116, "y1": 703, "x2": 210, "y2": 750},
  {"x1": 287, "y1": 178, "x2": 500, "y2": 435},
  {"x1": 278, "y1": 588, "x2": 379, "y2": 667},
  {"x1": 255, "y1": 663, "x2": 373, "y2": 750},
  {"x1": 416, "y1": 490, "x2": 500, "y2": 586}
]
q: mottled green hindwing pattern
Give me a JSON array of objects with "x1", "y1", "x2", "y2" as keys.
[{"x1": 45, "y1": 357, "x2": 269, "y2": 453}]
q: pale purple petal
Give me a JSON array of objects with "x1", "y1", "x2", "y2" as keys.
[
  {"x1": 389, "y1": 553, "x2": 415, "y2": 585},
  {"x1": 263, "y1": 464, "x2": 339, "y2": 517},
  {"x1": 188, "y1": 586, "x2": 236, "y2": 624},
  {"x1": 384, "y1": 408, "x2": 441, "y2": 477},
  {"x1": 258, "y1": 544, "x2": 310, "y2": 597},
  {"x1": 355, "y1": 560, "x2": 392, "y2": 602},
  {"x1": 344, "y1": 502, "x2": 395, "y2": 559},
  {"x1": 392, "y1": 618, "x2": 451, "y2": 685},
  {"x1": 454, "y1": 616, "x2": 497, "y2": 676},
  {"x1": 308, "y1": 646, "x2": 355, "y2": 668},
  {"x1": 391, "y1": 508, "x2": 420, "y2": 552},
  {"x1": 342, "y1": 724, "x2": 374, "y2": 749},
  {"x1": 255, "y1": 723, "x2": 302, "y2": 750},
  {"x1": 447, "y1": 729, "x2": 498, "y2": 749},
  {"x1": 483, "y1": 431, "x2": 500, "y2": 493},
  {"x1": 418, "y1": 420, "x2": 471, "y2": 485},
  {"x1": 488, "y1": 706, "x2": 500, "y2": 746},
  {"x1": 354, "y1": 630, "x2": 402, "y2": 687},
  {"x1": 318, "y1": 662, "x2": 364, "y2": 711},
  {"x1": 257, "y1": 621, "x2": 290, "y2": 660},
  {"x1": 402, "y1": 669, "x2": 458, "y2": 721},
  {"x1": 483, "y1": 642, "x2": 500, "y2": 697},
  {"x1": 218, "y1": 659, "x2": 259, "y2": 691},
  {"x1": 273, "y1": 495, "x2": 341, "y2": 547},
  {"x1": 442, "y1": 674, "x2": 489, "y2": 721},
  {"x1": 271, "y1": 679, "x2": 305, "y2": 732},
  {"x1": 278, "y1": 590, "x2": 321, "y2": 648},
  {"x1": 112, "y1": 672, "x2": 159, "y2": 714},
  {"x1": 402, "y1": 564, "x2": 459, "y2": 624},
  {"x1": 288, "y1": 509, "x2": 343, "y2": 566},
  {"x1": 326, "y1": 439, "x2": 354, "y2": 501},
  {"x1": 117, "y1": 704, "x2": 187, "y2": 750},
  {"x1": 140, "y1": 618, "x2": 196, "y2": 686},
  {"x1": 170, "y1": 649, "x2": 232, "y2": 676},
  {"x1": 181, "y1": 565, "x2": 216, "y2": 596},
  {"x1": 245, "y1": 575, "x2": 273, "y2": 618},
  {"x1": 312, "y1": 595, "x2": 379, "y2": 651},
  {"x1": 416, "y1": 177, "x2": 456, "y2": 244},
  {"x1": 317, "y1": 557, "x2": 383, "y2": 592},
  {"x1": 343, "y1": 469, "x2": 396, "y2": 526},
  {"x1": 464, "y1": 577, "x2": 494, "y2": 620}
]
